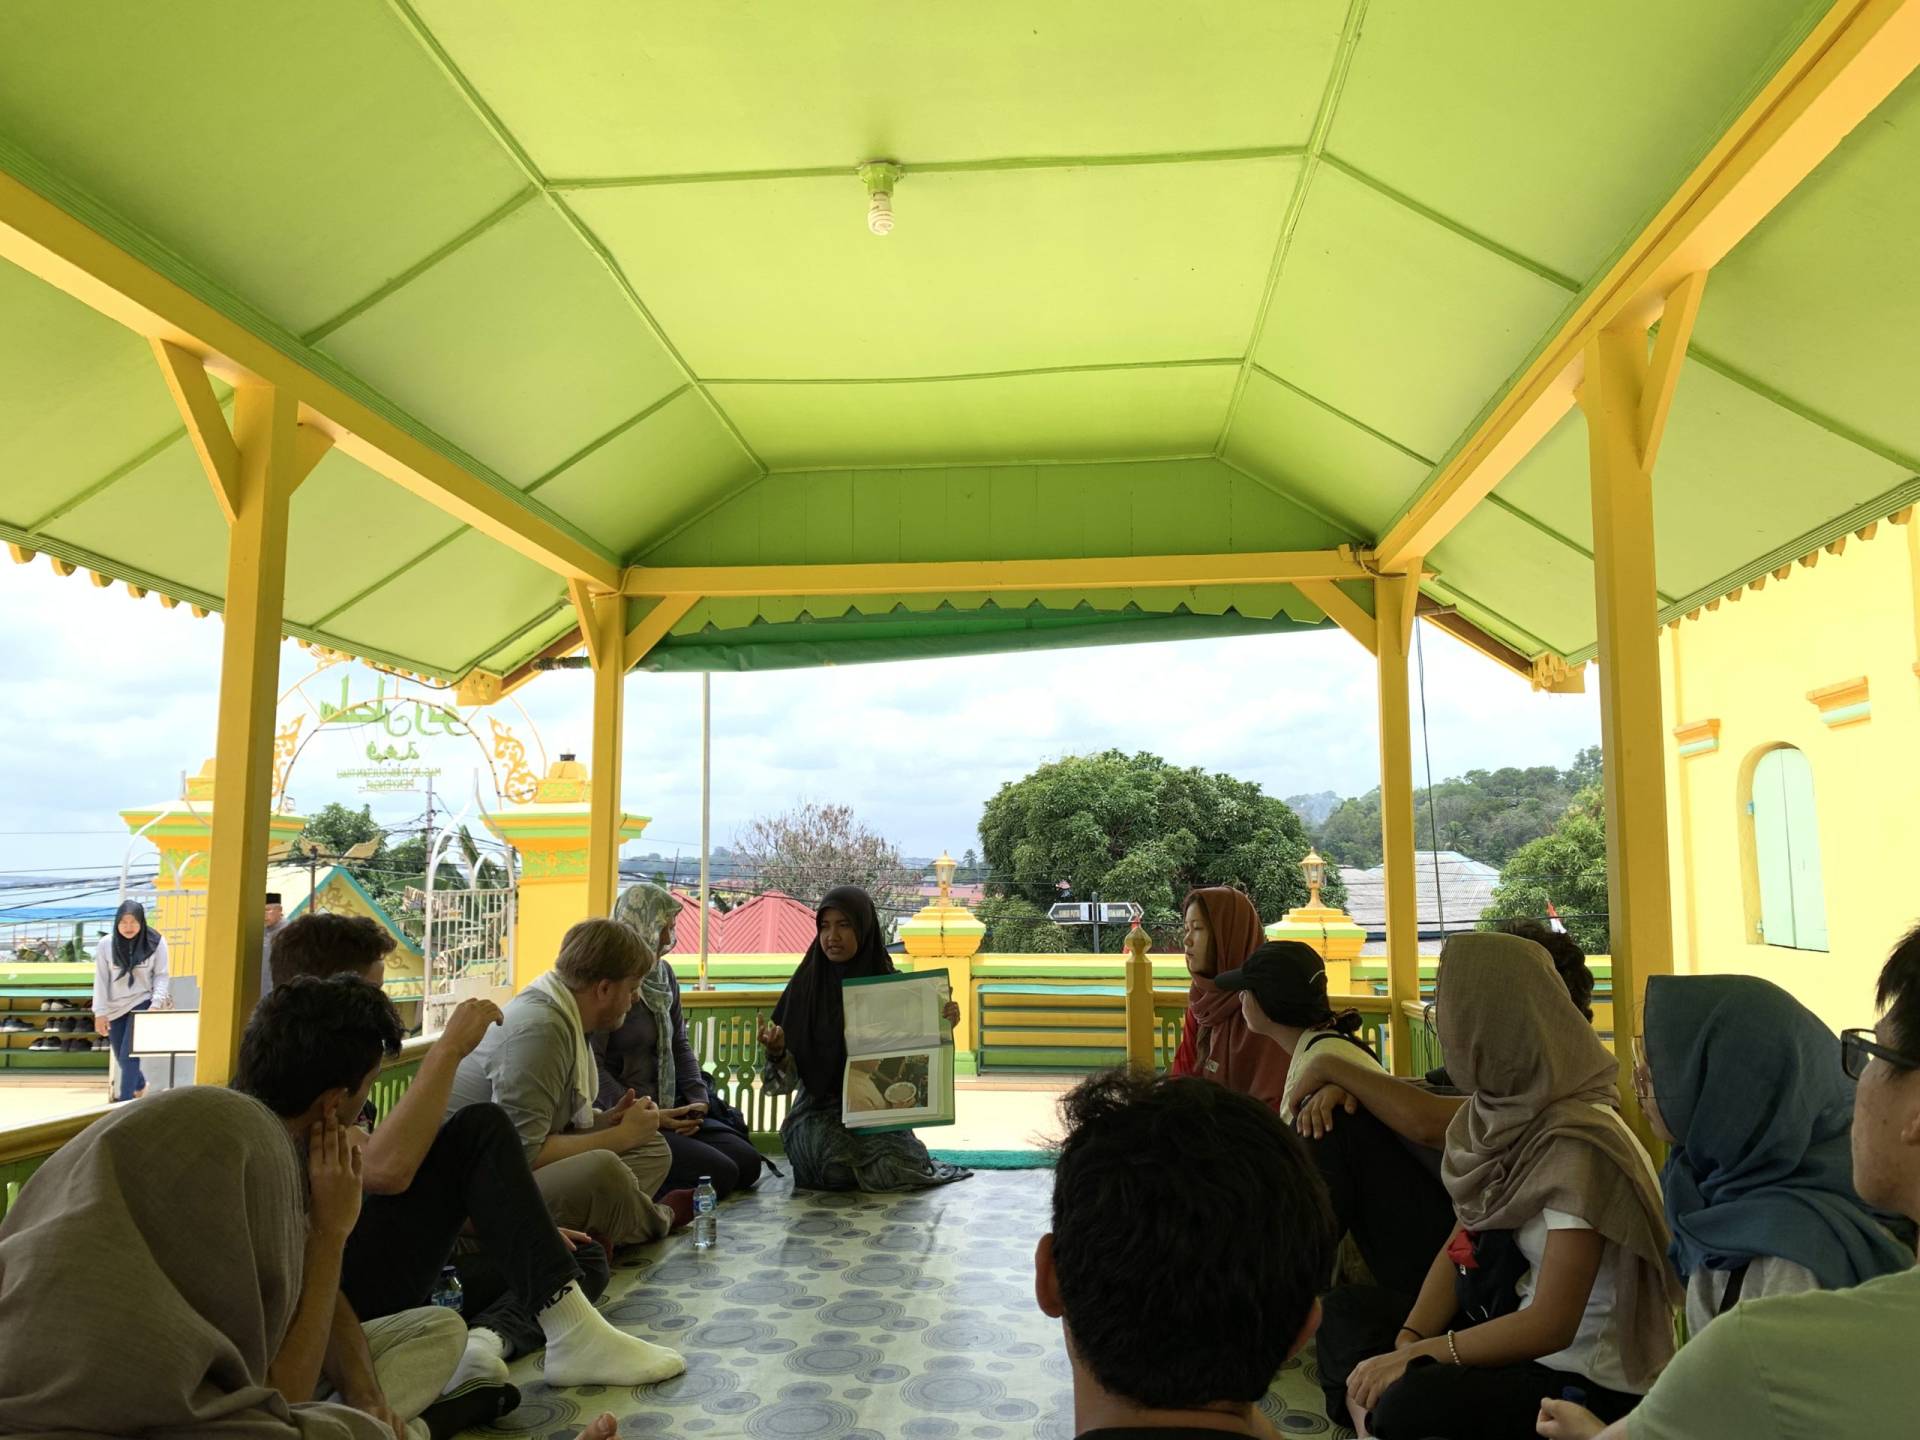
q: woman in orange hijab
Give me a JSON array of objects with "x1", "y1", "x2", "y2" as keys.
[{"x1": 1170, "y1": 886, "x2": 1290, "y2": 1111}]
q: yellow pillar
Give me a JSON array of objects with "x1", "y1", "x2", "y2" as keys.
[
  {"x1": 1123, "y1": 923, "x2": 1156, "y2": 1071},
  {"x1": 199, "y1": 385, "x2": 300, "y2": 1083},
  {"x1": 1582, "y1": 324, "x2": 1679, "y2": 1128},
  {"x1": 1375, "y1": 573, "x2": 1421, "y2": 1076},
  {"x1": 582, "y1": 593, "x2": 627, "y2": 917}
]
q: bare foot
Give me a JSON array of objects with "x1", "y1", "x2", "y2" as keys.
[{"x1": 580, "y1": 1416, "x2": 618, "y2": 1440}]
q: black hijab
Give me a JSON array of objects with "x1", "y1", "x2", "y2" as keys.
[
  {"x1": 110, "y1": 899, "x2": 161, "y2": 983},
  {"x1": 771, "y1": 886, "x2": 895, "y2": 1102}
]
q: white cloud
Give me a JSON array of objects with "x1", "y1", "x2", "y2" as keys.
[{"x1": 0, "y1": 559, "x2": 1599, "y2": 880}]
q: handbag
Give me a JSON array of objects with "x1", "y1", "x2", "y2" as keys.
[{"x1": 1450, "y1": 1227, "x2": 1530, "y2": 1325}]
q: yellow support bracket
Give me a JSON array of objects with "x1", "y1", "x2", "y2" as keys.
[{"x1": 1295, "y1": 578, "x2": 1377, "y2": 655}]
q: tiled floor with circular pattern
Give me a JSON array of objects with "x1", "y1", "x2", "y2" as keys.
[{"x1": 470, "y1": 1170, "x2": 1345, "y2": 1439}]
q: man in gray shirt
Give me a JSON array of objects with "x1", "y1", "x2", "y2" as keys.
[{"x1": 445, "y1": 917, "x2": 683, "y2": 1245}]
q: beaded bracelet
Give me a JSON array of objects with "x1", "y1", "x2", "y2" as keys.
[{"x1": 1445, "y1": 1330, "x2": 1462, "y2": 1365}]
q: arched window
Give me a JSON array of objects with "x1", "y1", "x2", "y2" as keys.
[{"x1": 1749, "y1": 746, "x2": 1829, "y2": 952}]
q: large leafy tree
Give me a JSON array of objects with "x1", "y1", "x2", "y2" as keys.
[
  {"x1": 1480, "y1": 784, "x2": 1611, "y2": 955},
  {"x1": 977, "y1": 750, "x2": 1339, "y2": 946},
  {"x1": 733, "y1": 802, "x2": 914, "y2": 915},
  {"x1": 1313, "y1": 750, "x2": 1602, "y2": 870}
]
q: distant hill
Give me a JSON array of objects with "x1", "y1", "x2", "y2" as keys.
[{"x1": 1284, "y1": 790, "x2": 1342, "y2": 827}]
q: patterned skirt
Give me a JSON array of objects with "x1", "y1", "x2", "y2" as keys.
[{"x1": 780, "y1": 1090, "x2": 973, "y2": 1193}]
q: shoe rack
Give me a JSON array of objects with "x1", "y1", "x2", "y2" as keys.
[{"x1": 0, "y1": 964, "x2": 110, "y2": 1071}]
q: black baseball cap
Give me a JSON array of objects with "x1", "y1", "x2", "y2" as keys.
[
  {"x1": 264, "y1": 892, "x2": 283, "y2": 905},
  {"x1": 1215, "y1": 940, "x2": 1332, "y2": 1026}
]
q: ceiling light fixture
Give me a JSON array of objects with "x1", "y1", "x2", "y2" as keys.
[{"x1": 858, "y1": 161, "x2": 901, "y2": 236}]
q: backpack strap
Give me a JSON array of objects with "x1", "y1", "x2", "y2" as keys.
[{"x1": 1717, "y1": 1261, "x2": 1752, "y2": 1315}]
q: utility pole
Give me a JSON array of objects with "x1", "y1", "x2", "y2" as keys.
[{"x1": 1091, "y1": 890, "x2": 1102, "y2": 955}]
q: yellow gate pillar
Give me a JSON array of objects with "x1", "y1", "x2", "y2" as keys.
[
  {"x1": 1375, "y1": 573, "x2": 1421, "y2": 1075},
  {"x1": 1578, "y1": 274, "x2": 1703, "y2": 1128}
]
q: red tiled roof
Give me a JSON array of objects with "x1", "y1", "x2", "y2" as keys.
[
  {"x1": 652, "y1": 887, "x2": 820, "y2": 956},
  {"x1": 716, "y1": 890, "x2": 819, "y2": 954}
]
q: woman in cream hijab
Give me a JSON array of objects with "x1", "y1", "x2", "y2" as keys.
[
  {"x1": 1343, "y1": 932, "x2": 1680, "y2": 1440},
  {"x1": 0, "y1": 1085, "x2": 621, "y2": 1440}
]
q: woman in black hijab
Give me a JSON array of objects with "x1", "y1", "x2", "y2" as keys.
[
  {"x1": 758, "y1": 886, "x2": 971, "y2": 1191},
  {"x1": 90, "y1": 899, "x2": 173, "y2": 1101}
]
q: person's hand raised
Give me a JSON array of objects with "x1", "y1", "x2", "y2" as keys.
[
  {"x1": 436, "y1": 998, "x2": 503, "y2": 1060},
  {"x1": 758, "y1": 1021, "x2": 785, "y2": 1059},
  {"x1": 307, "y1": 1111, "x2": 364, "y2": 1241}
]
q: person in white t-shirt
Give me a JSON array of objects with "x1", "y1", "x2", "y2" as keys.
[{"x1": 1223, "y1": 941, "x2": 1457, "y2": 1305}]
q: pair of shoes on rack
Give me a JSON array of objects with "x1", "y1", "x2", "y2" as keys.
[
  {"x1": 39, "y1": 998, "x2": 81, "y2": 1013},
  {"x1": 0, "y1": 1016, "x2": 36, "y2": 1033}
]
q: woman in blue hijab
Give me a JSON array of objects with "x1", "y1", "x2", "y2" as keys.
[{"x1": 1639, "y1": 972, "x2": 1910, "y2": 1334}]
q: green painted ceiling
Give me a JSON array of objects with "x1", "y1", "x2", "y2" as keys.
[{"x1": 0, "y1": 0, "x2": 1912, "y2": 680}]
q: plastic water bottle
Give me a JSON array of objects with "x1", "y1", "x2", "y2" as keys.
[
  {"x1": 431, "y1": 1266, "x2": 463, "y2": 1310},
  {"x1": 692, "y1": 1176, "x2": 718, "y2": 1250}
]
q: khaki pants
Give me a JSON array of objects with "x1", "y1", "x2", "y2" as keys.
[
  {"x1": 318, "y1": 1305, "x2": 465, "y2": 1440},
  {"x1": 533, "y1": 1135, "x2": 674, "y2": 1245}
]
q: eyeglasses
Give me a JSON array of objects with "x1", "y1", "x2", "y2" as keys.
[
  {"x1": 1421, "y1": 1001, "x2": 1437, "y2": 1031},
  {"x1": 1841, "y1": 1027, "x2": 1920, "y2": 1081},
  {"x1": 1630, "y1": 1034, "x2": 1655, "y2": 1106}
]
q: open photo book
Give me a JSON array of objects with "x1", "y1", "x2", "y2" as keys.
[{"x1": 840, "y1": 968, "x2": 956, "y2": 1132}]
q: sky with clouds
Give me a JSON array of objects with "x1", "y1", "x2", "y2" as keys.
[{"x1": 0, "y1": 559, "x2": 1601, "y2": 887}]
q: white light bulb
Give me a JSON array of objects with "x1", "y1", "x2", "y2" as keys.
[{"x1": 867, "y1": 189, "x2": 894, "y2": 236}]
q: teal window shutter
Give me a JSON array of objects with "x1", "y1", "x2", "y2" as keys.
[
  {"x1": 1778, "y1": 748, "x2": 1830, "y2": 953},
  {"x1": 1751, "y1": 747, "x2": 1830, "y2": 953}
]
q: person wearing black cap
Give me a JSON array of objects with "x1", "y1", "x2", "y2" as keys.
[
  {"x1": 1222, "y1": 942, "x2": 1456, "y2": 1309},
  {"x1": 261, "y1": 891, "x2": 285, "y2": 998}
]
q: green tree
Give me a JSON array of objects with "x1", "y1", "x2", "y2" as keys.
[
  {"x1": 975, "y1": 895, "x2": 1072, "y2": 953},
  {"x1": 301, "y1": 802, "x2": 384, "y2": 855},
  {"x1": 1311, "y1": 751, "x2": 1603, "y2": 871},
  {"x1": 977, "y1": 750, "x2": 1340, "y2": 945},
  {"x1": 1480, "y1": 784, "x2": 1610, "y2": 955}
]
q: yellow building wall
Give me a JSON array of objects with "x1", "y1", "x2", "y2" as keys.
[{"x1": 1662, "y1": 518, "x2": 1920, "y2": 1032}]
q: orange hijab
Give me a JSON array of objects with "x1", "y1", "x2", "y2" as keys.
[{"x1": 1185, "y1": 887, "x2": 1290, "y2": 1111}]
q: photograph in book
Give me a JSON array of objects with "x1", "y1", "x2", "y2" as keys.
[
  {"x1": 846, "y1": 1051, "x2": 933, "y2": 1114},
  {"x1": 841, "y1": 1043, "x2": 954, "y2": 1129}
]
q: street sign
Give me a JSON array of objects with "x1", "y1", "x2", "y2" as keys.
[{"x1": 1048, "y1": 901, "x2": 1144, "y2": 924}]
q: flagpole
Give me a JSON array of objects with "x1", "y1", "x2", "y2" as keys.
[{"x1": 698, "y1": 672, "x2": 712, "y2": 991}]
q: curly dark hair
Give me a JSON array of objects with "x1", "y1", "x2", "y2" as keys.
[
  {"x1": 1049, "y1": 1071, "x2": 1332, "y2": 1410},
  {"x1": 233, "y1": 974, "x2": 402, "y2": 1117},
  {"x1": 1879, "y1": 923, "x2": 1920, "y2": 1057},
  {"x1": 1494, "y1": 917, "x2": 1596, "y2": 1021}
]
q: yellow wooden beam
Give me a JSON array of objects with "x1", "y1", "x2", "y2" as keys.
[
  {"x1": 1377, "y1": 0, "x2": 1920, "y2": 570},
  {"x1": 198, "y1": 383, "x2": 301, "y2": 1084},
  {"x1": 151, "y1": 338, "x2": 240, "y2": 523},
  {"x1": 1638, "y1": 271, "x2": 1707, "y2": 472},
  {"x1": 568, "y1": 578, "x2": 606, "y2": 672},
  {"x1": 581, "y1": 589, "x2": 628, "y2": 918},
  {"x1": 1295, "y1": 578, "x2": 1377, "y2": 655},
  {"x1": 1582, "y1": 324, "x2": 1678, "y2": 1139},
  {"x1": 0, "y1": 167, "x2": 618, "y2": 589},
  {"x1": 623, "y1": 593, "x2": 699, "y2": 672},
  {"x1": 1375, "y1": 573, "x2": 1421, "y2": 1076},
  {"x1": 5, "y1": 543, "x2": 34, "y2": 565},
  {"x1": 623, "y1": 548, "x2": 1366, "y2": 598}
]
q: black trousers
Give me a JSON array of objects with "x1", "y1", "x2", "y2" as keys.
[
  {"x1": 453, "y1": 1232, "x2": 609, "y2": 1359},
  {"x1": 342, "y1": 1103, "x2": 588, "y2": 1358},
  {"x1": 661, "y1": 1120, "x2": 765, "y2": 1197},
  {"x1": 1317, "y1": 1283, "x2": 1639, "y2": 1440},
  {"x1": 1304, "y1": 1104, "x2": 1455, "y2": 1297}
]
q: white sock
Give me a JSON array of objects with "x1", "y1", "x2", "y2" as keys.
[
  {"x1": 539, "y1": 1282, "x2": 685, "y2": 1387},
  {"x1": 442, "y1": 1326, "x2": 509, "y2": 1395}
]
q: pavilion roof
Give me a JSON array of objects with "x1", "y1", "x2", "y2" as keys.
[{"x1": 2, "y1": 2, "x2": 1916, "y2": 685}]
